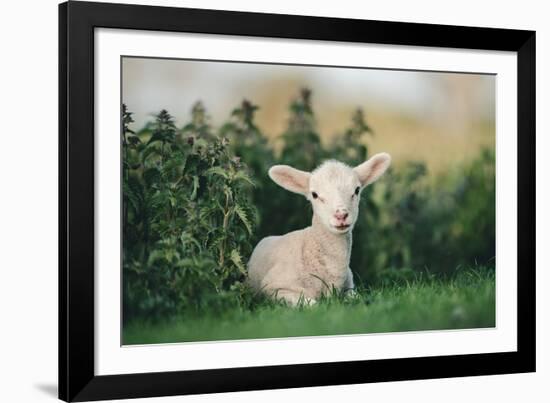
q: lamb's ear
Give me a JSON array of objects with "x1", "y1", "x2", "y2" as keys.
[
  {"x1": 268, "y1": 165, "x2": 311, "y2": 195},
  {"x1": 354, "y1": 153, "x2": 391, "y2": 186}
]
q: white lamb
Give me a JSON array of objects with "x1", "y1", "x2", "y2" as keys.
[{"x1": 247, "y1": 153, "x2": 391, "y2": 305}]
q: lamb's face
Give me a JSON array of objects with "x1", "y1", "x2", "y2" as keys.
[
  {"x1": 268, "y1": 153, "x2": 391, "y2": 235},
  {"x1": 308, "y1": 162, "x2": 361, "y2": 234}
]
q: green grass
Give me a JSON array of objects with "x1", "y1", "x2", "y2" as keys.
[{"x1": 123, "y1": 267, "x2": 495, "y2": 345}]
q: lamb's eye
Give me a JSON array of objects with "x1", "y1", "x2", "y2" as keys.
[
  {"x1": 354, "y1": 187, "x2": 360, "y2": 196},
  {"x1": 311, "y1": 191, "x2": 318, "y2": 199}
]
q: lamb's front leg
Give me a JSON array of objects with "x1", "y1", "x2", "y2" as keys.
[
  {"x1": 343, "y1": 267, "x2": 355, "y2": 290},
  {"x1": 343, "y1": 267, "x2": 359, "y2": 299}
]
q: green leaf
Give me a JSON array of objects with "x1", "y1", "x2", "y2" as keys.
[
  {"x1": 234, "y1": 204, "x2": 253, "y2": 235},
  {"x1": 141, "y1": 144, "x2": 162, "y2": 163},
  {"x1": 229, "y1": 249, "x2": 247, "y2": 275},
  {"x1": 180, "y1": 232, "x2": 201, "y2": 252},
  {"x1": 147, "y1": 131, "x2": 166, "y2": 145},
  {"x1": 205, "y1": 166, "x2": 229, "y2": 179},
  {"x1": 233, "y1": 170, "x2": 255, "y2": 187}
]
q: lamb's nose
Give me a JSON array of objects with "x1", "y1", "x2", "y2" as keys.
[{"x1": 334, "y1": 210, "x2": 349, "y2": 221}]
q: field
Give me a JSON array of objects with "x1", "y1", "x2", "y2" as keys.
[
  {"x1": 121, "y1": 84, "x2": 496, "y2": 344},
  {"x1": 123, "y1": 267, "x2": 495, "y2": 345}
]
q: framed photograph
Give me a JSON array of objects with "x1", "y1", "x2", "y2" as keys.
[{"x1": 59, "y1": 1, "x2": 535, "y2": 401}]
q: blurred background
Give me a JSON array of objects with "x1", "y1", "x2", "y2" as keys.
[
  {"x1": 123, "y1": 57, "x2": 495, "y2": 174},
  {"x1": 122, "y1": 56, "x2": 496, "y2": 320}
]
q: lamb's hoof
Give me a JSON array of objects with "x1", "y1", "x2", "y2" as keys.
[
  {"x1": 303, "y1": 298, "x2": 317, "y2": 306},
  {"x1": 292, "y1": 297, "x2": 317, "y2": 307},
  {"x1": 344, "y1": 289, "x2": 360, "y2": 301}
]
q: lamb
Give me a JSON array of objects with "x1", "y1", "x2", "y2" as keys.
[{"x1": 247, "y1": 153, "x2": 391, "y2": 305}]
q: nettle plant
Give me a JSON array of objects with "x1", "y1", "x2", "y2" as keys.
[{"x1": 122, "y1": 104, "x2": 256, "y2": 320}]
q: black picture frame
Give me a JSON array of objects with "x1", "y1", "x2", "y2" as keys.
[{"x1": 59, "y1": 1, "x2": 536, "y2": 401}]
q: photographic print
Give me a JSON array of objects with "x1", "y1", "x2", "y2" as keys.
[
  {"x1": 60, "y1": 3, "x2": 535, "y2": 400},
  {"x1": 121, "y1": 57, "x2": 496, "y2": 345}
]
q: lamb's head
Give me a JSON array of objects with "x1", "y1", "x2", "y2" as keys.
[{"x1": 268, "y1": 153, "x2": 391, "y2": 235}]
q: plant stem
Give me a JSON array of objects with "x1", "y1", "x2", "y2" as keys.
[{"x1": 218, "y1": 191, "x2": 230, "y2": 269}]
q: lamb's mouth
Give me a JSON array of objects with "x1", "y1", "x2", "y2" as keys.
[{"x1": 333, "y1": 224, "x2": 351, "y2": 231}]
